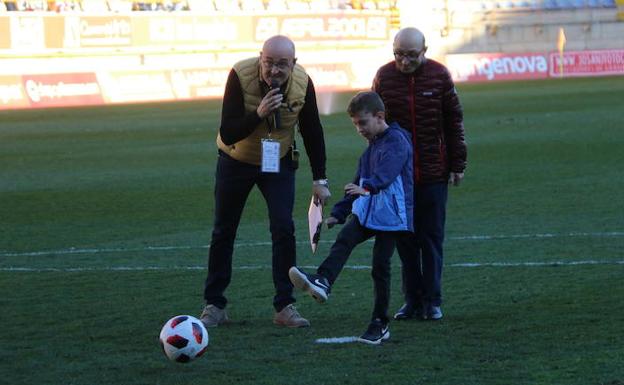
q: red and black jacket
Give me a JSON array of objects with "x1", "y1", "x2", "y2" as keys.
[{"x1": 372, "y1": 59, "x2": 467, "y2": 184}]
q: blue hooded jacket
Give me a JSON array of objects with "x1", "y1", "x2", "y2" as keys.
[{"x1": 331, "y1": 122, "x2": 414, "y2": 232}]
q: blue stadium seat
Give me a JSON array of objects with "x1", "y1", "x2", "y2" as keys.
[
  {"x1": 544, "y1": 0, "x2": 559, "y2": 9},
  {"x1": 495, "y1": 1, "x2": 515, "y2": 9},
  {"x1": 526, "y1": 0, "x2": 540, "y2": 8},
  {"x1": 600, "y1": 0, "x2": 616, "y2": 7},
  {"x1": 501, "y1": 1, "x2": 515, "y2": 8},
  {"x1": 480, "y1": 1, "x2": 495, "y2": 10},
  {"x1": 555, "y1": 0, "x2": 573, "y2": 8}
]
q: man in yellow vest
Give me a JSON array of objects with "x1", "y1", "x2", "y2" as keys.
[{"x1": 200, "y1": 35, "x2": 331, "y2": 328}]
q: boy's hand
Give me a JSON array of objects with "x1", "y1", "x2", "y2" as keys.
[
  {"x1": 325, "y1": 216, "x2": 339, "y2": 229},
  {"x1": 344, "y1": 183, "x2": 368, "y2": 196}
]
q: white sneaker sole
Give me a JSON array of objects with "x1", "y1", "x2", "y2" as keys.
[
  {"x1": 288, "y1": 267, "x2": 328, "y2": 304},
  {"x1": 358, "y1": 330, "x2": 390, "y2": 345}
]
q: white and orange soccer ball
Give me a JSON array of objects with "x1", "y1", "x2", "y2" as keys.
[{"x1": 159, "y1": 315, "x2": 208, "y2": 363}]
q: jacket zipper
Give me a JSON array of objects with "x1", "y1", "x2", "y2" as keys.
[
  {"x1": 439, "y1": 137, "x2": 446, "y2": 173},
  {"x1": 409, "y1": 76, "x2": 420, "y2": 183},
  {"x1": 362, "y1": 145, "x2": 374, "y2": 226}
]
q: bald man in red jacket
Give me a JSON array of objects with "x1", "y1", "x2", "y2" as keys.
[{"x1": 372, "y1": 27, "x2": 467, "y2": 321}]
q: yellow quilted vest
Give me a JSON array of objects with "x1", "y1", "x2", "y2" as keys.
[{"x1": 216, "y1": 57, "x2": 308, "y2": 165}]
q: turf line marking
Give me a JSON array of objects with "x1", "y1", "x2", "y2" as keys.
[
  {"x1": 0, "y1": 231, "x2": 622, "y2": 258},
  {"x1": 1, "y1": 260, "x2": 623, "y2": 272},
  {"x1": 315, "y1": 336, "x2": 360, "y2": 344},
  {"x1": 452, "y1": 231, "x2": 624, "y2": 240}
]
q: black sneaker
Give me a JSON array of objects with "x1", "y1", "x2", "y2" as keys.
[
  {"x1": 424, "y1": 304, "x2": 443, "y2": 321},
  {"x1": 358, "y1": 318, "x2": 390, "y2": 345},
  {"x1": 393, "y1": 302, "x2": 423, "y2": 320},
  {"x1": 288, "y1": 266, "x2": 330, "y2": 303}
]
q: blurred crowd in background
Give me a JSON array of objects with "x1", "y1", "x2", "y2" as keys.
[
  {"x1": 0, "y1": 0, "x2": 395, "y2": 12},
  {"x1": 0, "y1": 0, "x2": 616, "y2": 13}
]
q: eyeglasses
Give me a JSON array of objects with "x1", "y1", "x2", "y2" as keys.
[
  {"x1": 261, "y1": 59, "x2": 293, "y2": 70},
  {"x1": 393, "y1": 49, "x2": 425, "y2": 60}
]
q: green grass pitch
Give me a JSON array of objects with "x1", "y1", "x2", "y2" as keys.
[{"x1": 1, "y1": 77, "x2": 623, "y2": 385}]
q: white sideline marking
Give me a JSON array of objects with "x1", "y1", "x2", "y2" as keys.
[
  {"x1": 0, "y1": 231, "x2": 622, "y2": 258},
  {"x1": 1, "y1": 260, "x2": 623, "y2": 272},
  {"x1": 315, "y1": 336, "x2": 360, "y2": 344}
]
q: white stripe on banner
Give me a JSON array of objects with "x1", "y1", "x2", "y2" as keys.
[{"x1": 0, "y1": 231, "x2": 622, "y2": 258}]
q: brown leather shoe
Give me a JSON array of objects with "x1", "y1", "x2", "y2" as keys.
[{"x1": 273, "y1": 304, "x2": 310, "y2": 328}]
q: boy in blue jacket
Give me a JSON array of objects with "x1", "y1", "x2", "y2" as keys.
[{"x1": 289, "y1": 91, "x2": 413, "y2": 344}]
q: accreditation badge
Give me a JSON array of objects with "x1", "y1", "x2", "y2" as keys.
[{"x1": 261, "y1": 138, "x2": 280, "y2": 173}]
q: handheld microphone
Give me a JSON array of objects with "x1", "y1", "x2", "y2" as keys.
[{"x1": 270, "y1": 80, "x2": 281, "y2": 130}]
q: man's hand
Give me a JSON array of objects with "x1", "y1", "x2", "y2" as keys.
[
  {"x1": 313, "y1": 184, "x2": 331, "y2": 205},
  {"x1": 256, "y1": 88, "x2": 283, "y2": 119},
  {"x1": 344, "y1": 183, "x2": 368, "y2": 196},
  {"x1": 325, "y1": 216, "x2": 339, "y2": 229},
  {"x1": 449, "y1": 172, "x2": 464, "y2": 187}
]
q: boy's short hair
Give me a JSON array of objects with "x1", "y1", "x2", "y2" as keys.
[{"x1": 347, "y1": 91, "x2": 385, "y2": 117}]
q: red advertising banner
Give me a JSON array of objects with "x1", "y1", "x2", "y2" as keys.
[
  {"x1": 549, "y1": 50, "x2": 624, "y2": 77},
  {"x1": 3, "y1": 49, "x2": 621, "y2": 111},
  {"x1": 445, "y1": 52, "x2": 549, "y2": 82},
  {"x1": 21, "y1": 73, "x2": 103, "y2": 108},
  {"x1": 0, "y1": 75, "x2": 30, "y2": 109}
]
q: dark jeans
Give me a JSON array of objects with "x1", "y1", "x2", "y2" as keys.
[
  {"x1": 317, "y1": 216, "x2": 397, "y2": 324},
  {"x1": 395, "y1": 182, "x2": 448, "y2": 307},
  {"x1": 204, "y1": 151, "x2": 296, "y2": 312}
]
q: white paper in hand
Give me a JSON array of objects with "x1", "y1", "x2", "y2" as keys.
[{"x1": 308, "y1": 196, "x2": 323, "y2": 254}]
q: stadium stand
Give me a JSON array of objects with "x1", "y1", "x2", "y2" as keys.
[
  {"x1": 430, "y1": 0, "x2": 622, "y2": 56},
  {"x1": 286, "y1": 0, "x2": 310, "y2": 10},
  {"x1": 0, "y1": 0, "x2": 400, "y2": 12},
  {"x1": 2, "y1": 0, "x2": 47, "y2": 10},
  {"x1": 240, "y1": 0, "x2": 264, "y2": 11},
  {"x1": 452, "y1": 0, "x2": 617, "y2": 11},
  {"x1": 265, "y1": 0, "x2": 286, "y2": 11},
  {"x1": 308, "y1": 0, "x2": 331, "y2": 11},
  {"x1": 0, "y1": 0, "x2": 616, "y2": 12},
  {"x1": 53, "y1": 1, "x2": 83, "y2": 11},
  {"x1": 184, "y1": 0, "x2": 213, "y2": 11},
  {"x1": 107, "y1": 0, "x2": 132, "y2": 11},
  {"x1": 81, "y1": 0, "x2": 109, "y2": 11}
]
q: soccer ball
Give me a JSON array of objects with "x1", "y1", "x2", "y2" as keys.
[{"x1": 159, "y1": 315, "x2": 209, "y2": 363}]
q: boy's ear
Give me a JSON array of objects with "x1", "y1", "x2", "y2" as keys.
[{"x1": 376, "y1": 111, "x2": 386, "y2": 121}]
